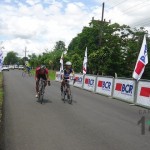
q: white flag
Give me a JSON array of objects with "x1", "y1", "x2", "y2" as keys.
[
  {"x1": 0, "y1": 50, "x2": 3, "y2": 72},
  {"x1": 83, "y1": 47, "x2": 87, "y2": 74},
  {"x1": 132, "y1": 35, "x2": 148, "y2": 80},
  {"x1": 60, "y1": 52, "x2": 63, "y2": 73}
]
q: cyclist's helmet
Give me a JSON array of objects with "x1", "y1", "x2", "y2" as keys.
[
  {"x1": 65, "y1": 61, "x2": 72, "y2": 66},
  {"x1": 40, "y1": 65, "x2": 46, "y2": 69}
]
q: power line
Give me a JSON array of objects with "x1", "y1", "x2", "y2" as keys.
[
  {"x1": 121, "y1": 0, "x2": 149, "y2": 14},
  {"x1": 106, "y1": 0, "x2": 126, "y2": 10},
  {"x1": 130, "y1": 18, "x2": 150, "y2": 27}
]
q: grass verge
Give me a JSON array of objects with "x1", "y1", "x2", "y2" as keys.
[{"x1": 49, "y1": 70, "x2": 56, "y2": 80}]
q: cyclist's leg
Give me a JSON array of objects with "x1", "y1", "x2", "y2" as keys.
[
  {"x1": 36, "y1": 78, "x2": 40, "y2": 97},
  {"x1": 42, "y1": 75, "x2": 47, "y2": 88},
  {"x1": 61, "y1": 80, "x2": 64, "y2": 92},
  {"x1": 66, "y1": 83, "x2": 71, "y2": 95}
]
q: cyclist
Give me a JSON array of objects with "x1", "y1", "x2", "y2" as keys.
[
  {"x1": 35, "y1": 65, "x2": 51, "y2": 98},
  {"x1": 60, "y1": 61, "x2": 75, "y2": 94},
  {"x1": 25, "y1": 61, "x2": 31, "y2": 74}
]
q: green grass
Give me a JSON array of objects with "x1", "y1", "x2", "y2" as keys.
[
  {"x1": 31, "y1": 69, "x2": 56, "y2": 80},
  {"x1": 0, "y1": 72, "x2": 3, "y2": 124},
  {"x1": 49, "y1": 70, "x2": 56, "y2": 80}
]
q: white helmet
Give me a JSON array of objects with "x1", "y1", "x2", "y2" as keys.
[{"x1": 65, "y1": 61, "x2": 72, "y2": 66}]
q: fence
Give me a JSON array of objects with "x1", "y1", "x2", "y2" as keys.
[{"x1": 55, "y1": 72, "x2": 150, "y2": 109}]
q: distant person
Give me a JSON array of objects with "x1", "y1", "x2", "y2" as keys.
[
  {"x1": 25, "y1": 61, "x2": 31, "y2": 74},
  {"x1": 35, "y1": 65, "x2": 51, "y2": 98}
]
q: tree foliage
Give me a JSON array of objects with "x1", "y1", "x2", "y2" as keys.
[
  {"x1": 4, "y1": 22, "x2": 150, "y2": 79},
  {"x1": 67, "y1": 20, "x2": 150, "y2": 79},
  {"x1": 4, "y1": 51, "x2": 19, "y2": 65}
]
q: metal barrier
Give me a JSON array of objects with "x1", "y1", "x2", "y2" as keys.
[
  {"x1": 135, "y1": 80, "x2": 150, "y2": 109},
  {"x1": 83, "y1": 74, "x2": 97, "y2": 92},
  {"x1": 74, "y1": 74, "x2": 84, "y2": 88},
  {"x1": 112, "y1": 78, "x2": 136, "y2": 103},
  {"x1": 55, "y1": 71, "x2": 150, "y2": 109},
  {"x1": 95, "y1": 76, "x2": 114, "y2": 97}
]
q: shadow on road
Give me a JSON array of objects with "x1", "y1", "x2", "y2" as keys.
[{"x1": 36, "y1": 99, "x2": 52, "y2": 104}]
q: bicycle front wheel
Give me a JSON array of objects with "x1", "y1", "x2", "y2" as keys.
[
  {"x1": 67, "y1": 94, "x2": 72, "y2": 104},
  {"x1": 38, "y1": 91, "x2": 44, "y2": 104}
]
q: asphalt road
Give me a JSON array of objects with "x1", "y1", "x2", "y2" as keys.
[{"x1": 3, "y1": 70, "x2": 150, "y2": 150}]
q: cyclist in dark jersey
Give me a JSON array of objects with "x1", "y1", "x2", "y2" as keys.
[
  {"x1": 35, "y1": 65, "x2": 50, "y2": 98},
  {"x1": 61, "y1": 61, "x2": 75, "y2": 93}
]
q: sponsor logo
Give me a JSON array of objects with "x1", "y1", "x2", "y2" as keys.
[
  {"x1": 85, "y1": 78, "x2": 95, "y2": 87},
  {"x1": 115, "y1": 83, "x2": 133, "y2": 95},
  {"x1": 98, "y1": 81, "x2": 111, "y2": 91},
  {"x1": 140, "y1": 87, "x2": 150, "y2": 97},
  {"x1": 75, "y1": 76, "x2": 82, "y2": 84}
]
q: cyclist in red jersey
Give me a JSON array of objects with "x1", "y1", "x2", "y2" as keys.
[{"x1": 35, "y1": 65, "x2": 50, "y2": 98}]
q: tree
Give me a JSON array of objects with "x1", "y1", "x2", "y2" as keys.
[
  {"x1": 70, "y1": 54, "x2": 82, "y2": 73},
  {"x1": 4, "y1": 51, "x2": 19, "y2": 65},
  {"x1": 54, "y1": 41, "x2": 66, "y2": 51},
  {"x1": 67, "y1": 19, "x2": 150, "y2": 78}
]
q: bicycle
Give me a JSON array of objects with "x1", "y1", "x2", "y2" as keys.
[
  {"x1": 61, "y1": 79, "x2": 73, "y2": 104},
  {"x1": 38, "y1": 78, "x2": 46, "y2": 104},
  {"x1": 22, "y1": 67, "x2": 32, "y2": 77}
]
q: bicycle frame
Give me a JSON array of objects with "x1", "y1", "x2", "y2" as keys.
[
  {"x1": 22, "y1": 67, "x2": 32, "y2": 77},
  {"x1": 38, "y1": 79, "x2": 46, "y2": 104},
  {"x1": 62, "y1": 79, "x2": 72, "y2": 104}
]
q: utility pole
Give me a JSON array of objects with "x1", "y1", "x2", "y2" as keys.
[
  {"x1": 101, "y1": 2, "x2": 105, "y2": 22},
  {"x1": 23, "y1": 47, "x2": 29, "y2": 62}
]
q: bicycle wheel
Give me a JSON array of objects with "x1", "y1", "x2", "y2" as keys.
[
  {"x1": 38, "y1": 91, "x2": 41, "y2": 101},
  {"x1": 22, "y1": 71, "x2": 25, "y2": 77},
  {"x1": 67, "y1": 93, "x2": 72, "y2": 104},
  {"x1": 40, "y1": 92, "x2": 44, "y2": 104}
]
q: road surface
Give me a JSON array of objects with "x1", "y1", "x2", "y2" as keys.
[{"x1": 3, "y1": 70, "x2": 150, "y2": 150}]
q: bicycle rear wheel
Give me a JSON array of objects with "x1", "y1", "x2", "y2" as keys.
[
  {"x1": 40, "y1": 93, "x2": 44, "y2": 104},
  {"x1": 22, "y1": 71, "x2": 26, "y2": 77},
  {"x1": 67, "y1": 94, "x2": 72, "y2": 104},
  {"x1": 38, "y1": 90, "x2": 44, "y2": 104}
]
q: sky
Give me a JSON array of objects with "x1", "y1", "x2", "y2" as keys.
[{"x1": 0, "y1": 0, "x2": 150, "y2": 57}]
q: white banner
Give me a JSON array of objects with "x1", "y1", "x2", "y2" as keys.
[
  {"x1": 55, "y1": 71, "x2": 61, "y2": 82},
  {"x1": 113, "y1": 79, "x2": 136, "y2": 103},
  {"x1": 136, "y1": 81, "x2": 150, "y2": 108},
  {"x1": 96, "y1": 77, "x2": 114, "y2": 96},
  {"x1": 83, "y1": 75, "x2": 96, "y2": 92},
  {"x1": 74, "y1": 74, "x2": 84, "y2": 88}
]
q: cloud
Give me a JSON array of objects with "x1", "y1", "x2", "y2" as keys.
[{"x1": 0, "y1": 0, "x2": 150, "y2": 58}]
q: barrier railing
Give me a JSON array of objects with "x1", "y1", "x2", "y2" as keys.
[
  {"x1": 95, "y1": 76, "x2": 114, "y2": 97},
  {"x1": 112, "y1": 78, "x2": 136, "y2": 103},
  {"x1": 55, "y1": 72, "x2": 150, "y2": 109},
  {"x1": 83, "y1": 74, "x2": 97, "y2": 92},
  {"x1": 74, "y1": 74, "x2": 84, "y2": 88},
  {"x1": 135, "y1": 80, "x2": 150, "y2": 109}
]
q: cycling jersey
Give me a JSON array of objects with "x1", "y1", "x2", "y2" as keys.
[
  {"x1": 36, "y1": 67, "x2": 49, "y2": 80},
  {"x1": 63, "y1": 68, "x2": 73, "y2": 79}
]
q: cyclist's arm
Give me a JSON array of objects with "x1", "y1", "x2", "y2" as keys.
[
  {"x1": 46, "y1": 74, "x2": 50, "y2": 81},
  {"x1": 35, "y1": 69, "x2": 38, "y2": 80},
  {"x1": 72, "y1": 69, "x2": 76, "y2": 84},
  {"x1": 72, "y1": 69, "x2": 75, "y2": 78},
  {"x1": 45, "y1": 69, "x2": 50, "y2": 81}
]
